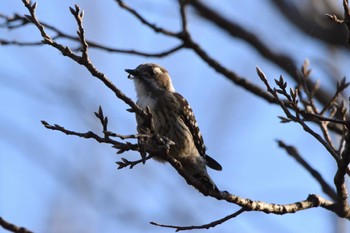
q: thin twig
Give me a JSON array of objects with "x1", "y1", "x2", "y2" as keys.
[
  {"x1": 257, "y1": 67, "x2": 341, "y2": 162},
  {"x1": 41, "y1": 120, "x2": 139, "y2": 153},
  {"x1": 179, "y1": 0, "x2": 188, "y2": 34},
  {"x1": 150, "y1": 208, "x2": 246, "y2": 231},
  {"x1": 1, "y1": 12, "x2": 184, "y2": 57},
  {"x1": 0, "y1": 39, "x2": 42, "y2": 46},
  {"x1": 320, "y1": 77, "x2": 350, "y2": 115},
  {"x1": 115, "y1": 0, "x2": 178, "y2": 36},
  {"x1": 116, "y1": 154, "x2": 154, "y2": 169},
  {"x1": 319, "y1": 121, "x2": 336, "y2": 151},
  {"x1": 301, "y1": 111, "x2": 348, "y2": 125}
]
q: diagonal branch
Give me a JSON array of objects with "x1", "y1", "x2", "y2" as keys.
[
  {"x1": 272, "y1": 0, "x2": 348, "y2": 46},
  {"x1": 20, "y1": 0, "x2": 147, "y2": 119},
  {"x1": 0, "y1": 217, "x2": 33, "y2": 233},
  {"x1": 277, "y1": 140, "x2": 337, "y2": 201},
  {"x1": 150, "y1": 208, "x2": 246, "y2": 231},
  {"x1": 165, "y1": 150, "x2": 340, "y2": 217},
  {"x1": 116, "y1": 0, "x2": 277, "y2": 105},
  {"x1": 189, "y1": 0, "x2": 334, "y2": 107}
]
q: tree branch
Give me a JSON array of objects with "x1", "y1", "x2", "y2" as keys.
[
  {"x1": 0, "y1": 217, "x2": 33, "y2": 233},
  {"x1": 0, "y1": 12, "x2": 184, "y2": 57},
  {"x1": 333, "y1": 118, "x2": 350, "y2": 217},
  {"x1": 20, "y1": 0, "x2": 149, "y2": 121},
  {"x1": 189, "y1": 0, "x2": 334, "y2": 108},
  {"x1": 150, "y1": 208, "x2": 246, "y2": 231},
  {"x1": 2, "y1": 0, "x2": 349, "y2": 229},
  {"x1": 272, "y1": 0, "x2": 348, "y2": 46},
  {"x1": 327, "y1": 0, "x2": 350, "y2": 45},
  {"x1": 257, "y1": 67, "x2": 342, "y2": 162},
  {"x1": 277, "y1": 140, "x2": 337, "y2": 201},
  {"x1": 42, "y1": 107, "x2": 344, "y2": 219},
  {"x1": 115, "y1": 0, "x2": 278, "y2": 105}
]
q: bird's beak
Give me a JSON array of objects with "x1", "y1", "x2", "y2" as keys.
[{"x1": 125, "y1": 69, "x2": 138, "y2": 79}]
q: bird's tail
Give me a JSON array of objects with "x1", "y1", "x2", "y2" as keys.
[{"x1": 205, "y1": 154, "x2": 222, "y2": 171}]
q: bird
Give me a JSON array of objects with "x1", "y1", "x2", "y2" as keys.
[{"x1": 125, "y1": 63, "x2": 222, "y2": 191}]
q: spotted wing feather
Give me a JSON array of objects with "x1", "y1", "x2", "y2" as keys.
[{"x1": 173, "y1": 92, "x2": 222, "y2": 171}]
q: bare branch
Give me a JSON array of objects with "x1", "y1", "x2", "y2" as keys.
[
  {"x1": 259, "y1": 66, "x2": 350, "y2": 218},
  {"x1": 1, "y1": 12, "x2": 184, "y2": 56},
  {"x1": 40, "y1": 120, "x2": 140, "y2": 154},
  {"x1": 116, "y1": 154, "x2": 154, "y2": 169},
  {"x1": 301, "y1": 112, "x2": 348, "y2": 125},
  {"x1": 178, "y1": 0, "x2": 189, "y2": 34},
  {"x1": 0, "y1": 39, "x2": 42, "y2": 46},
  {"x1": 115, "y1": 0, "x2": 278, "y2": 105},
  {"x1": 19, "y1": 0, "x2": 147, "y2": 120},
  {"x1": 257, "y1": 67, "x2": 341, "y2": 162},
  {"x1": 2, "y1": 0, "x2": 349, "y2": 227},
  {"x1": 189, "y1": 0, "x2": 335, "y2": 108},
  {"x1": 271, "y1": 0, "x2": 348, "y2": 46},
  {"x1": 115, "y1": 0, "x2": 178, "y2": 36},
  {"x1": 277, "y1": 140, "x2": 337, "y2": 200},
  {"x1": 0, "y1": 217, "x2": 33, "y2": 233},
  {"x1": 41, "y1": 106, "x2": 343, "y2": 219},
  {"x1": 41, "y1": 112, "x2": 344, "y2": 219},
  {"x1": 334, "y1": 118, "x2": 350, "y2": 217},
  {"x1": 150, "y1": 208, "x2": 246, "y2": 231},
  {"x1": 320, "y1": 77, "x2": 350, "y2": 115},
  {"x1": 327, "y1": 0, "x2": 350, "y2": 45},
  {"x1": 0, "y1": 13, "x2": 31, "y2": 29}
]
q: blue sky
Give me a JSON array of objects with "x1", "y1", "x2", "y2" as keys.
[{"x1": 1, "y1": 1, "x2": 349, "y2": 233}]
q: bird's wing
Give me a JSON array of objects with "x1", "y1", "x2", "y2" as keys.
[{"x1": 173, "y1": 92, "x2": 222, "y2": 171}]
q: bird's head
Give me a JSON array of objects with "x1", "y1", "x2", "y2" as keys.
[{"x1": 125, "y1": 63, "x2": 175, "y2": 97}]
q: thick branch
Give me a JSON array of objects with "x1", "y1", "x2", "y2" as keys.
[
  {"x1": 327, "y1": 0, "x2": 350, "y2": 45},
  {"x1": 42, "y1": 109, "x2": 343, "y2": 219},
  {"x1": 189, "y1": 0, "x2": 334, "y2": 107},
  {"x1": 165, "y1": 152, "x2": 340, "y2": 217},
  {"x1": 272, "y1": 0, "x2": 348, "y2": 46}
]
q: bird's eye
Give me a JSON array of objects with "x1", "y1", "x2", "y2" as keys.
[{"x1": 144, "y1": 67, "x2": 154, "y2": 76}]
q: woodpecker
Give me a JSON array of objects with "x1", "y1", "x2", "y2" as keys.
[{"x1": 125, "y1": 63, "x2": 222, "y2": 191}]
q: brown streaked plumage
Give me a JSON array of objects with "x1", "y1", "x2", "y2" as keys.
[{"x1": 126, "y1": 63, "x2": 222, "y2": 190}]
